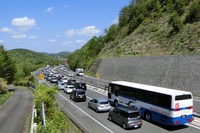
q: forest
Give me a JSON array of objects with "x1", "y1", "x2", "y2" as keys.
[{"x1": 0, "y1": 45, "x2": 61, "y2": 93}]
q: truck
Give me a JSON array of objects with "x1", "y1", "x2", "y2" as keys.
[{"x1": 76, "y1": 68, "x2": 84, "y2": 76}]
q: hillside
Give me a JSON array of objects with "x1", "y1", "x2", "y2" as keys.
[
  {"x1": 42, "y1": 51, "x2": 72, "y2": 58},
  {"x1": 9, "y1": 48, "x2": 60, "y2": 66},
  {"x1": 67, "y1": 0, "x2": 200, "y2": 73},
  {"x1": 8, "y1": 48, "x2": 60, "y2": 79}
]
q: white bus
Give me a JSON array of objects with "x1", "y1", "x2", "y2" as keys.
[{"x1": 108, "y1": 81, "x2": 194, "y2": 126}]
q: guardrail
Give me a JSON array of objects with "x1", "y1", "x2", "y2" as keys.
[{"x1": 41, "y1": 102, "x2": 46, "y2": 129}]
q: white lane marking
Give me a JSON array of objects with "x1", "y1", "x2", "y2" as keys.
[
  {"x1": 185, "y1": 123, "x2": 200, "y2": 130},
  {"x1": 87, "y1": 85, "x2": 107, "y2": 96},
  {"x1": 58, "y1": 93, "x2": 114, "y2": 133},
  {"x1": 55, "y1": 96, "x2": 89, "y2": 132},
  {"x1": 86, "y1": 96, "x2": 92, "y2": 100}
]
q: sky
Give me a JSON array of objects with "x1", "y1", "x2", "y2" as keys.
[{"x1": 0, "y1": 0, "x2": 130, "y2": 53}]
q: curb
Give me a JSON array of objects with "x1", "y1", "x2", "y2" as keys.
[{"x1": 193, "y1": 112, "x2": 200, "y2": 118}]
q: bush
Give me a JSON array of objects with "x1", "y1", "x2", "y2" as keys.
[
  {"x1": 169, "y1": 11, "x2": 183, "y2": 31},
  {"x1": 0, "y1": 78, "x2": 7, "y2": 94},
  {"x1": 184, "y1": 0, "x2": 200, "y2": 23}
]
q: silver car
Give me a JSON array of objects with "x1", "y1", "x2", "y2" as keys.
[
  {"x1": 88, "y1": 98, "x2": 111, "y2": 113},
  {"x1": 57, "y1": 81, "x2": 66, "y2": 90},
  {"x1": 108, "y1": 106, "x2": 142, "y2": 129}
]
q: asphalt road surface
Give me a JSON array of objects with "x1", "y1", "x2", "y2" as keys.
[{"x1": 0, "y1": 86, "x2": 34, "y2": 133}]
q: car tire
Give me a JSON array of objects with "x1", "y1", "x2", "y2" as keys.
[
  {"x1": 108, "y1": 115, "x2": 112, "y2": 121},
  {"x1": 114, "y1": 100, "x2": 118, "y2": 107},
  {"x1": 145, "y1": 111, "x2": 152, "y2": 122},
  {"x1": 95, "y1": 108, "x2": 99, "y2": 113},
  {"x1": 88, "y1": 103, "x2": 90, "y2": 108},
  {"x1": 122, "y1": 122, "x2": 127, "y2": 130}
]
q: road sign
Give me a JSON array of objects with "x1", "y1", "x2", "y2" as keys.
[
  {"x1": 96, "y1": 73, "x2": 100, "y2": 77},
  {"x1": 39, "y1": 74, "x2": 44, "y2": 80}
]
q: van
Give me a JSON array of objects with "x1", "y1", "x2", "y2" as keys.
[
  {"x1": 74, "y1": 81, "x2": 87, "y2": 90},
  {"x1": 70, "y1": 89, "x2": 86, "y2": 102},
  {"x1": 108, "y1": 106, "x2": 142, "y2": 129}
]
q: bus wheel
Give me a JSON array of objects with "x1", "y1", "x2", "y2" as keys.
[
  {"x1": 114, "y1": 100, "x2": 118, "y2": 107},
  {"x1": 145, "y1": 111, "x2": 152, "y2": 122}
]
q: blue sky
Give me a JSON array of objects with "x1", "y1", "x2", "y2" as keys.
[{"x1": 0, "y1": 0, "x2": 130, "y2": 53}]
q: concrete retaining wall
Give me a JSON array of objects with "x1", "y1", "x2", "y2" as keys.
[{"x1": 97, "y1": 55, "x2": 200, "y2": 96}]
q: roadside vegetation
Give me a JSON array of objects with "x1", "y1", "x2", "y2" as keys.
[
  {"x1": 0, "y1": 45, "x2": 61, "y2": 104},
  {"x1": 34, "y1": 85, "x2": 82, "y2": 133},
  {"x1": 0, "y1": 88, "x2": 11, "y2": 106},
  {"x1": 67, "y1": 0, "x2": 200, "y2": 75}
]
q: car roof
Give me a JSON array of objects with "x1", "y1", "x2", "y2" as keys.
[
  {"x1": 68, "y1": 78, "x2": 76, "y2": 80},
  {"x1": 74, "y1": 89, "x2": 85, "y2": 92},
  {"x1": 115, "y1": 106, "x2": 139, "y2": 113},
  {"x1": 67, "y1": 85, "x2": 75, "y2": 87},
  {"x1": 94, "y1": 98, "x2": 108, "y2": 101}
]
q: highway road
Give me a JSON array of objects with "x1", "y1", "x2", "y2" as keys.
[
  {"x1": 43, "y1": 71, "x2": 200, "y2": 132},
  {"x1": 0, "y1": 86, "x2": 34, "y2": 133},
  {"x1": 53, "y1": 84, "x2": 200, "y2": 133}
]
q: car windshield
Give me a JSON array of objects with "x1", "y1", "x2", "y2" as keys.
[
  {"x1": 69, "y1": 87, "x2": 74, "y2": 89},
  {"x1": 129, "y1": 112, "x2": 140, "y2": 118}
]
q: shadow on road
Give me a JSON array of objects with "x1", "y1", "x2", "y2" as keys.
[{"x1": 143, "y1": 119, "x2": 189, "y2": 131}]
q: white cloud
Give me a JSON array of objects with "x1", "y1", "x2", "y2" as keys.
[
  {"x1": 56, "y1": 34, "x2": 61, "y2": 37},
  {"x1": 66, "y1": 29, "x2": 75, "y2": 37},
  {"x1": 77, "y1": 26, "x2": 100, "y2": 36},
  {"x1": 66, "y1": 26, "x2": 100, "y2": 37},
  {"x1": 1, "y1": 27, "x2": 12, "y2": 33},
  {"x1": 46, "y1": 7, "x2": 54, "y2": 13},
  {"x1": 11, "y1": 17, "x2": 36, "y2": 27},
  {"x1": 76, "y1": 40, "x2": 85, "y2": 43},
  {"x1": 112, "y1": 17, "x2": 119, "y2": 24},
  {"x1": 49, "y1": 39, "x2": 57, "y2": 42},
  {"x1": 0, "y1": 40, "x2": 3, "y2": 43},
  {"x1": 62, "y1": 41, "x2": 73, "y2": 45},
  {"x1": 28, "y1": 36, "x2": 37, "y2": 39},
  {"x1": 12, "y1": 34, "x2": 27, "y2": 39}
]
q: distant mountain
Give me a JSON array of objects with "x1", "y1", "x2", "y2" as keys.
[
  {"x1": 42, "y1": 51, "x2": 73, "y2": 58},
  {"x1": 8, "y1": 48, "x2": 61, "y2": 67}
]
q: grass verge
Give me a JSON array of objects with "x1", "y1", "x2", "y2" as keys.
[{"x1": 0, "y1": 91, "x2": 11, "y2": 106}]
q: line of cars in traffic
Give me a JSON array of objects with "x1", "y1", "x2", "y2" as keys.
[{"x1": 41, "y1": 66, "x2": 142, "y2": 130}]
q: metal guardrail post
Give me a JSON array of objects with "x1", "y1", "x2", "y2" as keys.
[{"x1": 42, "y1": 102, "x2": 46, "y2": 129}]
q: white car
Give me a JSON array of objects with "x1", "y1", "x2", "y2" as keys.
[
  {"x1": 64, "y1": 85, "x2": 75, "y2": 94},
  {"x1": 68, "y1": 72, "x2": 74, "y2": 77},
  {"x1": 62, "y1": 77, "x2": 68, "y2": 83}
]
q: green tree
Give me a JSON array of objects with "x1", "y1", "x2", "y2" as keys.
[{"x1": 0, "y1": 45, "x2": 16, "y2": 83}]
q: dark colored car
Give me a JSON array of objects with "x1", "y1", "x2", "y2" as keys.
[
  {"x1": 67, "y1": 78, "x2": 76, "y2": 85},
  {"x1": 70, "y1": 89, "x2": 86, "y2": 102},
  {"x1": 108, "y1": 106, "x2": 142, "y2": 129},
  {"x1": 50, "y1": 77, "x2": 58, "y2": 83},
  {"x1": 74, "y1": 81, "x2": 87, "y2": 90}
]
